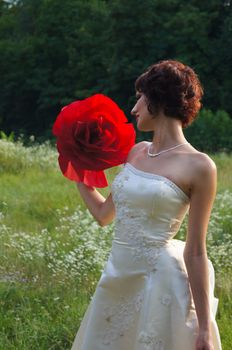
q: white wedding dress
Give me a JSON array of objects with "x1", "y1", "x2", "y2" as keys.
[{"x1": 71, "y1": 162, "x2": 222, "y2": 350}]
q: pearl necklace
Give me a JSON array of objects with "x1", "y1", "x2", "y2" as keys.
[{"x1": 147, "y1": 141, "x2": 189, "y2": 157}]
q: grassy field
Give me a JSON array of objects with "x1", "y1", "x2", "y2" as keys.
[{"x1": 0, "y1": 139, "x2": 231, "y2": 349}]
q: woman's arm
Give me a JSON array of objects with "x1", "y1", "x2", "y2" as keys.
[
  {"x1": 76, "y1": 182, "x2": 115, "y2": 226},
  {"x1": 184, "y1": 154, "x2": 217, "y2": 347}
]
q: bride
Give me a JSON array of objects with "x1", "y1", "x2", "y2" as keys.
[{"x1": 71, "y1": 60, "x2": 222, "y2": 350}]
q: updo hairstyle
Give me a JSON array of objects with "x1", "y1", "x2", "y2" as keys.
[{"x1": 135, "y1": 60, "x2": 204, "y2": 127}]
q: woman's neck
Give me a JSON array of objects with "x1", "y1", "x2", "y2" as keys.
[{"x1": 151, "y1": 116, "x2": 186, "y2": 153}]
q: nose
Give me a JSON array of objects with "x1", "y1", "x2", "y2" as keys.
[{"x1": 131, "y1": 104, "x2": 137, "y2": 117}]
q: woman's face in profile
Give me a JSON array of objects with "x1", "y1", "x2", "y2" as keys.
[{"x1": 131, "y1": 92, "x2": 155, "y2": 131}]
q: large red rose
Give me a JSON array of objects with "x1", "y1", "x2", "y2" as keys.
[{"x1": 52, "y1": 94, "x2": 135, "y2": 187}]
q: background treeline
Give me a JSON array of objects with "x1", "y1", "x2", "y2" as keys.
[{"x1": 0, "y1": 0, "x2": 232, "y2": 151}]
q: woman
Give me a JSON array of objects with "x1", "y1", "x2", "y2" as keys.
[{"x1": 71, "y1": 60, "x2": 222, "y2": 350}]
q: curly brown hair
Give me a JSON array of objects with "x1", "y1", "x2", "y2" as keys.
[{"x1": 135, "y1": 60, "x2": 204, "y2": 128}]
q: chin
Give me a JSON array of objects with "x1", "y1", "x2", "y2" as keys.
[{"x1": 136, "y1": 123, "x2": 154, "y2": 132}]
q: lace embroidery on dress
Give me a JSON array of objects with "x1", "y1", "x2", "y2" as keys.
[
  {"x1": 111, "y1": 170, "x2": 165, "y2": 272},
  {"x1": 102, "y1": 290, "x2": 144, "y2": 345},
  {"x1": 138, "y1": 329, "x2": 164, "y2": 350},
  {"x1": 161, "y1": 294, "x2": 172, "y2": 306}
]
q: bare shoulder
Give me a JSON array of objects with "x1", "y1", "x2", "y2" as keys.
[
  {"x1": 192, "y1": 151, "x2": 217, "y2": 177},
  {"x1": 189, "y1": 151, "x2": 217, "y2": 190},
  {"x1": 126, "y1": 141, "x2": 148, "y2": 163}
]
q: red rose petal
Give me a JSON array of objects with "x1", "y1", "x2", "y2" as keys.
[
  {"x1": 53, "y1": 94, "x2": 136, "y2": 186},
  {"x1": 58, "y1": 155, "x2": 108, "y2": 187}
]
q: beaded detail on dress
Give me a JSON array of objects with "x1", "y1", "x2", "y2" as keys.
[
  {"x1": 111, "y1": 164, "x2": 189, "y2": 272},
  {"x1": 102, "y1": 290, "x2": 144, "y2": 345},
  {"x1": 111, "y1": 170, "x2": 167, "y2": 271},
  {"x1": 138, "y1": 328, "x2": 164, "y2": 350}
]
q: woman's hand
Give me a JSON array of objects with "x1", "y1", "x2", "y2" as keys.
[
  {"x1": 196, "y1": 330, "x2": 214, "y2": 350},
  {"x1": 76, "y1": 182, "x2": 115, "y2": 226}
]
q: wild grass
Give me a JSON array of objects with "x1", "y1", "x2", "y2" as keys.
[
  {"x1": 212, "y1": 153, "x2": 232, "y2": 192},
  {"x1": 0, "y1": 139, "x2": 231, "y2": 349}
]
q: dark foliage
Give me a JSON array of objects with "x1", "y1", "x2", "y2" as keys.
[{"x1": 0, "y1": 0, "x2": 231, "y2": 151}]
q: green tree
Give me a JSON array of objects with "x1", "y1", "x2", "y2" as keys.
[
  {"x1": 0, "y1": 0, "x2": 231, "y2": 143},
  {"x1": 0, "y1": 0, "x2": 109, "y2": 136}
]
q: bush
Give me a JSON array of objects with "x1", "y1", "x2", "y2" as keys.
[
  {"x1": 1, "y1": 205, "x2": 114, "y2": 285},
  {"x1": 184, "y1": 109, "x2": 232, "y2": 153},
  {"x1": 135, "y1": 109, "x2": 232, "y2": 153},
  {"x1": 177, "y1": 190, "x2": 232, "y2": 274}
]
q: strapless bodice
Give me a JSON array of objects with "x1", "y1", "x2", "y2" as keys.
[{"x1": 111, "y1": 162, "x2": 190, "y2": 245}]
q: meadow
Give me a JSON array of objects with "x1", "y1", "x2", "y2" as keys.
[{"x1": 0, "y1": 139, "x2": 231, "y2": 349}]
